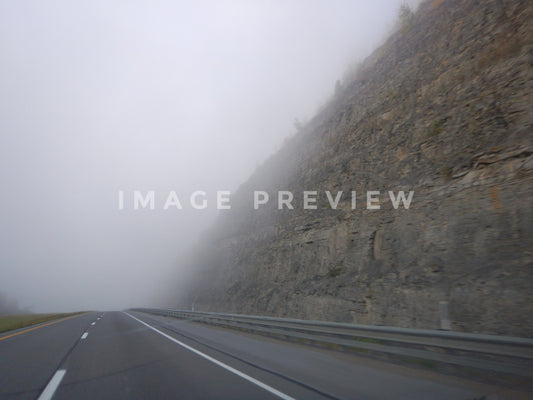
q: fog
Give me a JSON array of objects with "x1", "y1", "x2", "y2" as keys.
[{"x1": 0, "y1": 0, "x2": 419, "y2": 313}]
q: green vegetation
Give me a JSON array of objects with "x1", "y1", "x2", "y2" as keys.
[
  {"x1": 386, "y1": 89, "x2": 397, "y2": 102},
  {"x1": 398, "y1": 3, "x2": 415, "y2": 33},
  {"x1": 351, "y1": 336, "x2": 382, "y2": 344},
  {"x1": 322, "y1": 342, "x2": 342, "y2": 351},
  {"x1": 327, "y1": 266, "x2": 345, "y2": 277},
  {"x1": 440, "y1": 164, "x2": 453, "y2": 181},
  {"x1": 399, "y1": 355, "x2": 437, "y2": 368},
  {"x1": 427, "y1": 120, "x2": 443, "y2": 137},
  {"x1": 0, "y1": 312, "x2": 83, "y2": 334}
]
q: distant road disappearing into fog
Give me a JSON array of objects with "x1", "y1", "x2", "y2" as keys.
[{"x1": 0, "y1": 311, "x2": 487, "y2": 400}]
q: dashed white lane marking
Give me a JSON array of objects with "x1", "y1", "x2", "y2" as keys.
[
  {"x1": 91, "y1": 322, "x2": 96, "y2": 325},
  {"x1": 81, "y1": 332, "x2": 88, "y2": 340},
  {"x1": 37, "y1": 369, "x2": 66, "y2": 400},
  {"x1": 124, "y1": 312, "x2": 296, "y2": 400}
]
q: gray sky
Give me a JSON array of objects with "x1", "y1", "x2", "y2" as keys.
[{"x1": 0, "y1": 0, "x2": 419, "y2": 313}]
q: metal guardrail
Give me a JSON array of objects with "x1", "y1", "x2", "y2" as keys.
[{"x1": 132, "y1": 307, "x2": 533, "y2": 378}]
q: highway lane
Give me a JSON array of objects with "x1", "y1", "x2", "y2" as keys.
[
  {"x1": 125, "y1": 312, "x2": 486, "y2": 400},
  {"x1": 126, "y1": 312, "x2": 475, "y2": 400},
  {"x1": 0, "y1": 310, "x2": 517, "y2": 399},
  {"x1": 53, "y1": 312, "x2": 292, "y2": 400},
  {"x1": 0, "y1": 312, "x2": 98, "y2": 400}
]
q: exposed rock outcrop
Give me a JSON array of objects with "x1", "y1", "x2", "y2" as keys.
[{"x1": 177, "y1": 0, "x2": 533, "y2": 337}]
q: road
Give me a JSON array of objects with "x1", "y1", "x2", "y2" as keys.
[{"x1": 0, "y1": 311, "x2": 515, "y2": 400}]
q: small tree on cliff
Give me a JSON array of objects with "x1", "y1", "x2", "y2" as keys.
[{"x1": 398, "y1": 3, "x2": 414, "y2": 33}]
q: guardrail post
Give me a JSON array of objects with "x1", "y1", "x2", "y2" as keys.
[{"x1": 439, "y1": 301, "x2": 451, "y2": 330}]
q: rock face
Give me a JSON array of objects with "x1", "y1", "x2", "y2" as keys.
[{"x1": 177, "y1": 0, "x2": 533, "y2": 337}]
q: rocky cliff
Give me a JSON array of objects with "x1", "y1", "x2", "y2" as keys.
[{"x1": 177, "y1": 0, "x2": 533, "y2": 337}]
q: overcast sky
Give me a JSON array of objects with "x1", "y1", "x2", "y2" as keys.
[{"x1": 0, "y1": 0, "x2": 420, "y2": 313}]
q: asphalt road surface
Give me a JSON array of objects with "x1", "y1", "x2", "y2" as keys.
[{"x1": 0, "y1": 311, "x2": 516, "y2": 399}]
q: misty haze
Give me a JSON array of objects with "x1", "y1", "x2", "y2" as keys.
[
  {"x1": 1, "y1": 1, "x2": 532, "y2": 399},
  {"x1": 0, "y1": 0, "x2": 406, "y2": 313}
]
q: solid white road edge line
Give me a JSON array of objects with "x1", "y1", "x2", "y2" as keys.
[
  {"x1": 124, "y1": 312, "x2": 297, "y2": 400},
  {"x1": 37, "y1": 369, "x2": 66, "y2": 400},
  {"x1": 81, "y1": 332, "x2": 88, "y2": 339}
]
